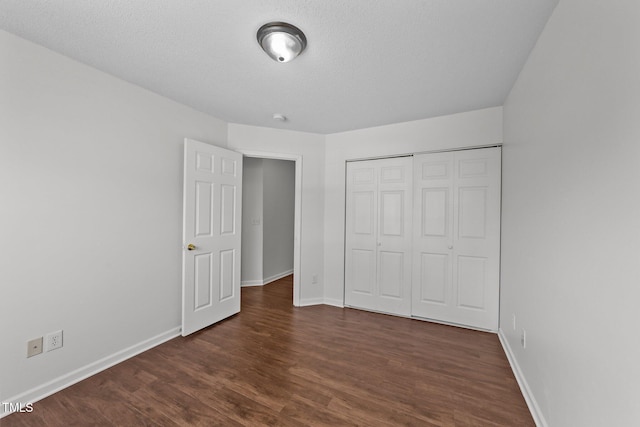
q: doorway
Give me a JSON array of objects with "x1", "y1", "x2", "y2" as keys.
[{"x1": 239, "y1": 151, "x2": 302, "y2": 306}]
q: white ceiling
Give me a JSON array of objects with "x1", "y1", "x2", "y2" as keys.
[{"x1": 0, "y1": 0, "x2": 558, "y2": 134}]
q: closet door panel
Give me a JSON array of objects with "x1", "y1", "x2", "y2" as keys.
[
  {"x1": 345, "y1": 157, "x2": 412, "y2": 316},
  {"x1": 412, "y1": 152, "x2": 455, "y2": 320},
  {"x1": 452, "y1": 148, "x2": 501, "y2": 329},
  {"x1": 350, "y1": 249, "x2": 376, "y2": 295},
  {"x1": 412, "y1": 147, "x2": 501, "y2": 330},
  {"x1": 456, "y1": 255, "x2": 487, "y2": 309},
  {"x1": 345, "y1": 162, "x2": 378, "y2": 310},
  {"x1": 419, "y1": 252, "x2": 448, "y2": 305},
  {"x1": 376, "y1": 157, "x2": 413, "y2": 315},
  {"x1": 421, "y1": 188, "x2": 449, "y2": 237},
  {"x1": 379, "y1": 251, "x2": 404, "y2": 298}
]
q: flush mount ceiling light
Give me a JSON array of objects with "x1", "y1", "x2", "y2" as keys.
[{"x1": 257, "y1": 22, "x2": 307, "y2": 63}]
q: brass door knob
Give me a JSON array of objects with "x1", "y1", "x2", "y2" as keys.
[{"x1": 187, "y1": 244, "x2": 196, "y2": 251}]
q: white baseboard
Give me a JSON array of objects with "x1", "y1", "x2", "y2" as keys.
[
  {"x1": 298, "y1": 297, "x2": 325, "y2": 307},
  {"x1": 241, "y1": 279, "x2": 264, "y2": 287},
  {"x1": 498, "y1": 328, "x2": 547, "y2": 427},
  {"x1": 0, "y1": 327, "x2": 181, "y2": 419},
  {"x1": 263, "y1": 270, "x2": 293, "y2": 285},
  {"x1": 323, "y1": 298, "x2": 344, "y2": 308},
  {"x1": 241, "y1": 269, "x2": 293, "y2": 287}
]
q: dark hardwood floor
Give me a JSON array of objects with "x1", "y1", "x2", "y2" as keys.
[{"x1": 3, "y1": 276, "x2": 533, "y2": 426}]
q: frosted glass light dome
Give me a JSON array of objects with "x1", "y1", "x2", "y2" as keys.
[{"x1": 257, "y1": 22, "x2": 307, "y2": 63}]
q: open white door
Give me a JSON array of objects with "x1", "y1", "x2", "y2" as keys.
[{"x1": 182, "y1": 139, "x2": 242, "y2": 336}]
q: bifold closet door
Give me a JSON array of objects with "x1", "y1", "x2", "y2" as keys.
[
  {"x1": 345, "y1": 157, "x2": 413, "y2": 316},
  {"x1": 412, "y1": 147, "x2": 501, "y2": 330}
]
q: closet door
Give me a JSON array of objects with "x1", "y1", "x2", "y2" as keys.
[
  {"x1": 345, "y1": 157, "x2": 413, "y2": 316},
  {"x1": 412, "y1": 147, "x2": 501, "y2": 330}
]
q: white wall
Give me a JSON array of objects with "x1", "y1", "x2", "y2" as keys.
[
  {"x1": 240, "y1": 157, "x2": 264, "y2": 284},
  {"x1": 228, "y1": 124, "x2": 325, "y2": 304},
  {"x1": 262, "y1": 159, "x2": 295, "y2": 281},
  {"x1": 0, "y1": 30, "x2": 228, "y2": 410},
  {"x1": 323, "y1": 107, "x2": 503, "y2": 305},
  {"x1": 501, "y1": 1, "x2": 640, "y2": 425}
]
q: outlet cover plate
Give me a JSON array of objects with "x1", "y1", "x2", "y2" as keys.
[{"x1": 45, "y1": 330, "x2": 63, "y2": 352}]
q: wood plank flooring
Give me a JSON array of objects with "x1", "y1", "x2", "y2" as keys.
[{"x1": 3, "y1": 276, "x2": 533, "y2": 426}]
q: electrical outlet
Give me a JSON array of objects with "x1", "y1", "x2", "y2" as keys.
[
  {"x1": 27, "y1": 337, "x2": 43, "y2": 358},
  {"x1": 521, "y1": 328, "x2": 526, "y2": 349},
  {"x1": 312, "y1": 274, "x2": 318, "y2": 284},
  {"x1": 512, "y1": 314, "x2": 517, "y2": 331},
  {"x1": 45, "y1": 330, "x2": 63, "y2": 352}
]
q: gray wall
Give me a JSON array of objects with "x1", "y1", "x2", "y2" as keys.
[
  {"x1": 501, "y1": 0, "x2": 640, "y2": 425},
  {"x1": 240, "y1": 157, "x2": 264, "y2": 284},
  {"x1": 240, "y1": 158, "x2": 295, "y2": 285},
  {"x1": 0, "y1": 29, "x2": 228, "y2": 408},
  {"x1": 263, "y1": 159, "x2": 295, "y2": 280}
]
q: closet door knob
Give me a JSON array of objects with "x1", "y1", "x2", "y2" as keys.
[
  {"x1": 187, "y1": 244, "x2": 196, "y2": 251},
  {"x1": 448, "y1": 245, "x2": 453, "y2": 249}
]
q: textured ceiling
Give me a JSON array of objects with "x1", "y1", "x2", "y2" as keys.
[{"x1": 0, "y1": 0, "x2": 558, "y2": 134}]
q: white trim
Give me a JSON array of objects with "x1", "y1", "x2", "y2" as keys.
[
  {"x1": 298, "y1": 297, "x2": 325, "y2": 307},
  {"x1": 344, "y1": 143, "x2": 503, "y2": 163},
  {"x1": 0, "y1": 327, "x2": 180, "y2": 419},
  {"x1": 498, "y1": 328, "x2": 548, "y2": 427},
  {"x1": 411, "y1": 315, "x2": 496, "y2": 333},
  {"x1": 241, "y1": 279, "x2": 265, "y2": 287},
  {"x1": 323, "y1": 298, "x2": 345, "y2": 308},
  {"x1": 242, "y1": 270, "x2": 294, "y2": 287},
  {"x1": 237, "y1": 150, "x2": 302, "y2": 307},
  {"x1": 263, "y1": 269, "x2": 293, "y2": 285}
]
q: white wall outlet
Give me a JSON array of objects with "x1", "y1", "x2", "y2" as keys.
[
  {"x1": 512, "y1": 314, "x2": 517, "y2": 331},
  {"x1": 312, "y1": 274, "x2": 318, "y2": 284},
  {"x1": 27, "y1": 337, "x2": 43, "y2": 358},
  {"x1": 521, "y1": 328, "x2": 526, "y2": 349},
  {"x1": 45, "y1": 330, "x2": 63, "y2": 352}
]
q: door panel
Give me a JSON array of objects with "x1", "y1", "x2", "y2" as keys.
[
  {"x1": 380, "y1": 191, "x2": 404, "y2": 236},
  {"x1": 421, "y1": 188, "x2": 449, "y2": 237},
  {"x1": 458, "y1": 187, "x2": 487, "y2": 239},
  {"x1": 420, "y1": 253, "x2": 448, "y2": 304},
  {"x1": 220, "y1": 184, "x2": 236, "y2": 235},
  {"x1": 194, "y1": 253, "x2": 213, "y2": 309},
  {"x1": 195, "y1": 182, "x2": 214, "y2": 237},
  {"x1": 220, "y1": 249, "x2": 235, "y2": 300},
  {"x1": 345, "y1": 162, "x2": 378, "y2": 309},
  {"x1": 345, "y1": 157, "x2": 412, "y2": 316},
  {"x1": 379, "y1": 251, "x2": 404, "y2": 298},
  {"x1": 380, "y1": 166, "x2": 405, "y2": 183},
  {"x1": 351, "y1": 249, "x2": 375, "y2": 294},
  {"x1": 412, "y1": 147, "x2": 501, "y2": 330},
  {"x1": 456, "y1": 255, "x2": 487, "y2": 309},
  {"x1": 353, "y1": 191, "x2": 375, "y2": 235},
  {"x1": 182, "y1": 139, "x2": 242, "y2": 336},
  {"x1": 421, "y1": 160, "x2": 451, "y2": 180}
]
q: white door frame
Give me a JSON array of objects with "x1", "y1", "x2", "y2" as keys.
[{"x1": 238, "y1": 150, "x2": 302, "y2": 307}]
